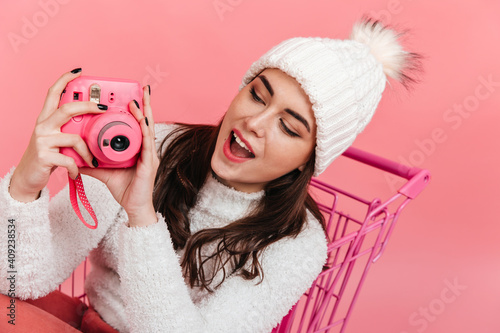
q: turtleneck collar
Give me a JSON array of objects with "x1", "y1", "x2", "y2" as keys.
[{"x1": 188, "y1": 174, "x2": 265, "y2": 234}]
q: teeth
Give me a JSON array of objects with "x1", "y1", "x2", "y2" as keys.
[{"x1": 233, "y1": 132, "x2": 252, "y2": 154}]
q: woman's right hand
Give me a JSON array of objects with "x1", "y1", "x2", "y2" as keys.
[{"x1": 9, "y1": 69, "x2": 106, "y2": 202}]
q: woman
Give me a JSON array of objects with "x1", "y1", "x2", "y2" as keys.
[{"x1": 0, "y1": 19, "x2": 420, "y2": 332}]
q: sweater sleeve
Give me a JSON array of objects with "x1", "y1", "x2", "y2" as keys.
[
  {"x1": 0, "y1": 168, "x2": 121, "y2": 300},
  {"x1": 0, "y1": 122, "x2": 179, "y2": 301},
  {"x1": 117, "y1": 212, "x2": 328, "y2": 333}
]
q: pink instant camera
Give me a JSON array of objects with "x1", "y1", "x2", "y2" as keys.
[{"x1": 59, "y1": 76, "x2": 144, "y2": 168}]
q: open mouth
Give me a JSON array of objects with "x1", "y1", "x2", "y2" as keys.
[
  {"x1": 223, "y1": 130, "x2": 256, "y2": 163},
  {"x1": 230, "y1": 131, "x2": 255, "y2": 159}
]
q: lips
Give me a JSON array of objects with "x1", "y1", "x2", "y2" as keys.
[{"x1": 223, "y1": 129, "x2": 255, "y2": 163}]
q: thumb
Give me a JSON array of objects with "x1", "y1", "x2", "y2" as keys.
[{"x1": 79, "y1": 167, "x2": 112, "y2": 184}]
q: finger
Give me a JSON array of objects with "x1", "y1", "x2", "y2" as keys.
[
  {"x1": 79, "y1": 167, "x2": 112, "y2": 184},
  {"x1": 41, "y1": 133, "x2": 96, "y2": 168},
  {"x1": 129, "y1": 100, "x2": 157, "y2": 167},
  {"x1": 38, "y1": 69, "x2": 83, "y2": 123},
  {"x1": 44, "y1": 151, "x2": 80, "y2": 180},
  {"x1": 128, "y1": 99, "x2": 144, "y2": 123},
  {"x1": 42, "y1": 101, "x2": 107, "y2": 130},
  {"x1": 142, "y1": 85, "x2": 155, "y2": 137},
  {"x1": 138, "y1": 117, "x2": 155, "y2": 165}
]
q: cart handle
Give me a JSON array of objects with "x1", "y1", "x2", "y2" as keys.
[{"x1": 342, "y1": 147, "x2": 431, "y2": 199}]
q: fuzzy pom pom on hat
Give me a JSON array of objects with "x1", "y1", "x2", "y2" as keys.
[{"x1": 240, "y1": 18, "x2": 421, "y2": 176}]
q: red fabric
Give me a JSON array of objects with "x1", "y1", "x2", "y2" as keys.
[
  {"x1": 80, "y1": 305, "x2": 119, "y2": 333},
  {"x1": 0, "y1": 292, "x2": 80, "y2": 332},
  {"x1": 0, "y1": 291, "x2": 118, "y2": 332},
  {"x1": 25, "y1": 290, "x2": 88, "y2": 327}
]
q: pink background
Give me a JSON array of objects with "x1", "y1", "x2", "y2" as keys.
[{"x1": 1, "y1": 0, "x2": 499, "y2": 332}]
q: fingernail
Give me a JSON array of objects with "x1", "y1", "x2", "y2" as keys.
[
  {"x1": 148, "y1": 85, "x2": 151, "y2": 96},
  {"x1": 92, "y1": 157, "x2": 99, "y2": 168},
  {"x1": 71, "y1": 68, "x2": 82, "y2": 74},
  {"x1": 97, "y1": 104, "x2": 108, "y2": 110},
  {"x1": 133, "y1": 100, "x2": 140, "y2": 109},
  {"x1": 145, "y1": 117, "x2": 149, "y2": 127}
]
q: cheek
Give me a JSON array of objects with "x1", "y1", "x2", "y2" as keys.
[
  {"x1": 227, "y1": 93, "x2": 256, "y2": 118},
  {"x1": 268, "y1": 138, "x2": 312, "y2": 167}
]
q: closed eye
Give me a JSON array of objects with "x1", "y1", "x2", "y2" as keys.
[
  {"x1": 250, "y1": 87, "x2": 265, "y2": 104},
  {"x1": 280, "y1": 118, "x2": 300, "y2": 137}
]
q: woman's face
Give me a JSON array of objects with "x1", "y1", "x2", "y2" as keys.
[{"x1": 211, "y1": 68, "x2": 316, "y2": 193}]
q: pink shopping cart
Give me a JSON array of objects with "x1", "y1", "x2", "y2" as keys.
[{"x1": 59, "y1": 146, "x2": 430, "y2": 333}]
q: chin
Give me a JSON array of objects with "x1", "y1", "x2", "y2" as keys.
[
  {"x1": 210, "y1": 158, "x2": 260, "y2": 192},
  {"x1": 210, "y1": 154, "x2": 230, "y2": 181},
  {"x1": 210, "y1": 160, "x2": 236, "y2": 184}
]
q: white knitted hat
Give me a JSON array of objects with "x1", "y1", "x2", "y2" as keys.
[{"x1": 240, "y1": 19, "x2": 420, "y2": 176}]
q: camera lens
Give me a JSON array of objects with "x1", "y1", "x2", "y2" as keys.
[{"x1": 110, "y1": 135, "x2": 130, "y2": 151}]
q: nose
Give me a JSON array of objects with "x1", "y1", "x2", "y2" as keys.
[{"x1": 244, "y1": 107, "x2": 273, "y2": 138}]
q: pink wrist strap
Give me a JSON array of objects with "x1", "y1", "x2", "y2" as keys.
[{"x1": 68, "y1": 173, "x2": 98, "y2": 229}]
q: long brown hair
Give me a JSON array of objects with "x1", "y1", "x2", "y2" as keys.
[{"x1": 153, "y1": 122, "x2": 323, "y2": 291}]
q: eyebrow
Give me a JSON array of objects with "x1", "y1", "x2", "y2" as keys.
[
  {"x1": 259, "y1": 75, "x2": 274, "y2": 96},
  {"x1": 258, "y1": 75, "x2": 311, "y2": 133},
  {"x1": 285, "y1": 108, "x2": 311, "y2": 133}
]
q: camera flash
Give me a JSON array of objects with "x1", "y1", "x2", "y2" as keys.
[{"x1": 89, "y1": 84, "x2": 101, "y2": 104}]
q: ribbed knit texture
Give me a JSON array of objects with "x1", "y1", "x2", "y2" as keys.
[{"x1": 240, "y1": 36, "x2": 387, "y2": 176}]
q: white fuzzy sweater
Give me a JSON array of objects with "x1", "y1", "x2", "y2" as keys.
[{"x1": 0, "y1": 123, "x2": 327, "y2": 333}]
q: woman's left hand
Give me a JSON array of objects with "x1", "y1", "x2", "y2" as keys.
[{"x1": 80, "y1": 85, "x2": 159, "y2": 227}]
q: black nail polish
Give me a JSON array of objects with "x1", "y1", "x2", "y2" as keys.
[
  {"x1": 97, "y1": 104, "x2": 108, "y2": 110},
  {"x1": 145, "y1": 117, "x2": 149, "y2": 127},
  {"x1": 71, "y1": 68, "x2": 82, "y2": 74},
  {"x1": 148, "y1": 85, "x2": 151, "y2": 96},
  {"x1": 92, "y1": 157, "x2": 99, "y2": 168},
  {"x1": 133, "y1": 100, "x2": 140, "y2": 109}
]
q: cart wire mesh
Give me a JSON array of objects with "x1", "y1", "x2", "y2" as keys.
[{"x1": 59, "y1": 146, "x2": 430, "y2": 333}]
